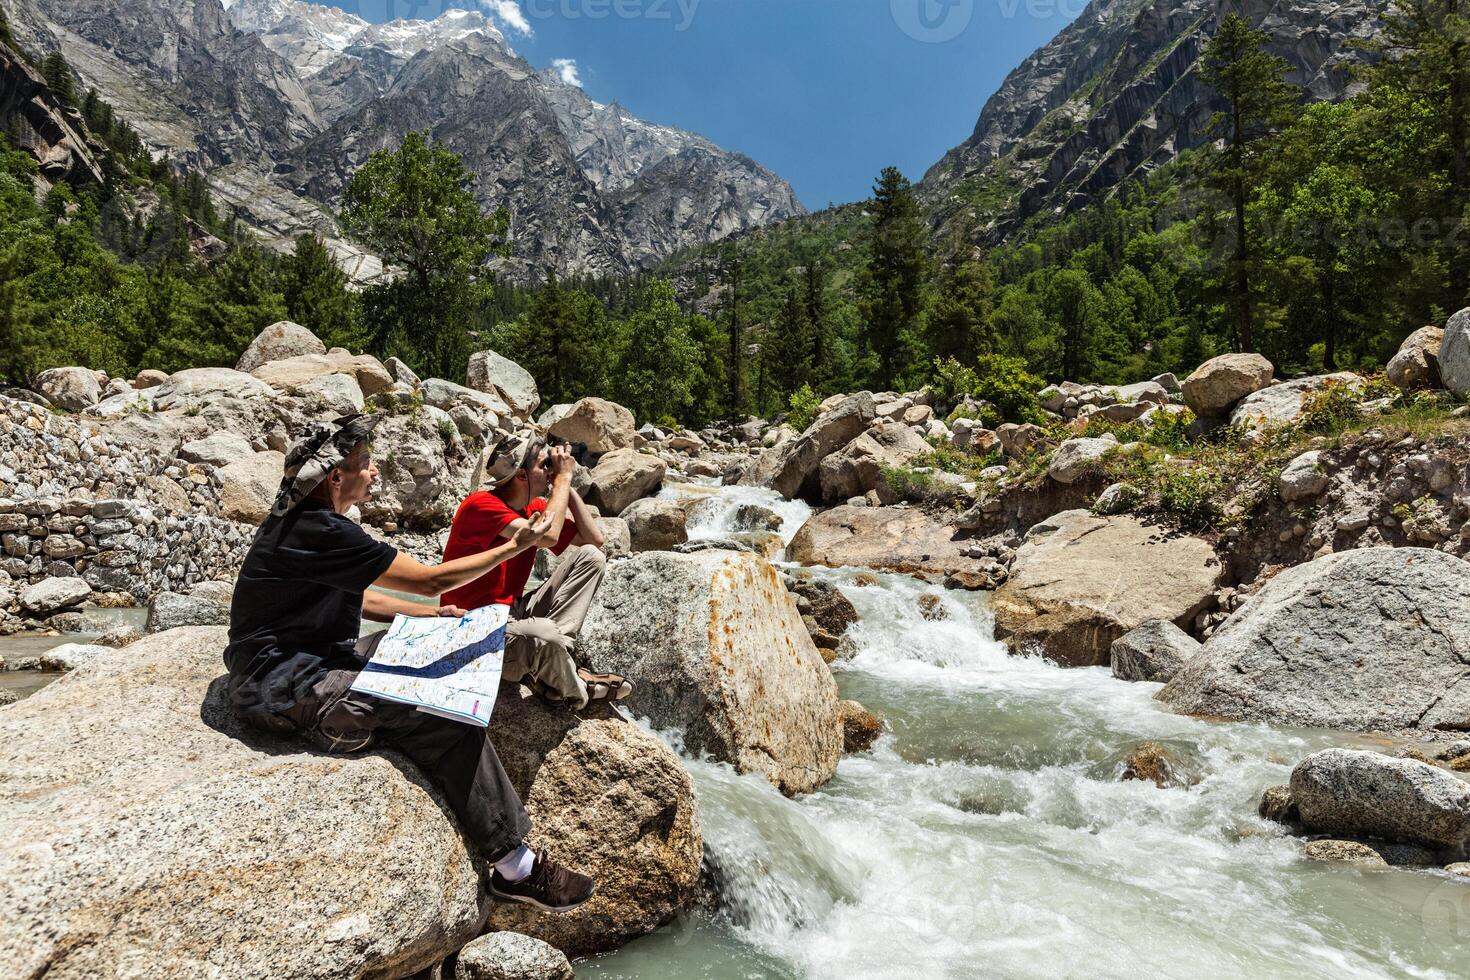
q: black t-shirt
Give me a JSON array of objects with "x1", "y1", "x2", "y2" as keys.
[{"x1": 224, "y1": 498, "x2": 398, "y2": 718}]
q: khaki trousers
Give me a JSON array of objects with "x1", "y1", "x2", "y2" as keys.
[{"x1": 503, "y1": 543, "x2": 607, "y2": 702}]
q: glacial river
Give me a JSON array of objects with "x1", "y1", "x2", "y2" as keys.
[{"x1": 585, "y1": 483, "x2": 1470, "y2": 980}]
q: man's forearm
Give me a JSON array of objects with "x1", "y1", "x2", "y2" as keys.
[
  {"x1": 540, "y1": 473, "x2": 572, "y2": 543},
  {"x1": 567, "y1": 488, "x2": 604, "y2": 546},
  {"x1": 363, "y1": 589, "x2": 441, "y2": 622}
]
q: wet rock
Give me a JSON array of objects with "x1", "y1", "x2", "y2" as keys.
[
  {"x1": 1119, "y1": 742, "x2": 1178, "y2": 788},
  {"x1": 217, "y1": 451, "x2": 285, "y2": 525},
  {"x1": 586, "y1": 449, "x2": 666, "y2": 516},
  {"x1": 838, "y1": 699, "x2": 882, "y2": 753},
  {"x1": 580, "y1": 551, "x2": 842, "y2": 795},
  {"x1": 991, "y1": 511, "x2": 1221, "y2": 667},
  {"x1": 1159, "y1": 548, "x2": 1470, "y2": 731},
  {"x1": 486, "y1": 693, "x2": 701, "y2": 956},
  {"x1": 1301, "y1": 839, "x2": 1437, "y2": 867},
  {"x1": 1387, "y1": 326, "x2": 1444, "y2": 391},
  {"x1": 146, "y1": 591, "x2": 230, "y2": 633},
  {"x1": 1109, "y1": 619, "x2": 1200, "y2": 683},
  {"x1": 621, "y1": 498, "x2": 689, "y2": 553},
  {"x1": 38, "y1": 642, "x2": 110, "y2": 672},
  {"x1": 1258, "y1": 785, "x2": 1299, "y2": 825},
  {"x1": 0, "y1": 627, "x2": 486, "y2": 979},
  {"x1": 1290, "y1": 748, "x2": 1470, "y2": 849},
  {"x1": 466, "y1": 349, "x2": 539, "y2": 420},
  {"x1": 21, "y1": 576, "x2": 92, "y2": 615},
  {"x1": 917, "y1": 593, "x2": 947, "y2": 621},
  {"x1": 454, "y1": 931, "x2": 573, "y2": 980},
  {"x1": 792, "y1": 580, "x2": 858, "y2": 636},
  {"x1": 234, "y1": 321, "x2": 326, "y2": 373},
  {"x1": 34, "y1": 367, "x2": 101, "y2": 411},
  {"x1": 1181, "y1": 353, "x2": 1274, "y2": 417},
  {"x1": 547, "y1": 397, "x2": 638, "y2": 454}
]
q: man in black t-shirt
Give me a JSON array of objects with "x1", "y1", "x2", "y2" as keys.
[{"x1": 224, "y1": 414, "x2": 596, "y2": 914}]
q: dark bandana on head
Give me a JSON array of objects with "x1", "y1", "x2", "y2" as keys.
[{"x1": 271, "y1": 413, "x2": 382, "y2": 517}]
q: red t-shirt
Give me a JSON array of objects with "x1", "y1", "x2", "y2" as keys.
[{"x1": 440, "y1": 493, "x2": 578, "y2": 609}]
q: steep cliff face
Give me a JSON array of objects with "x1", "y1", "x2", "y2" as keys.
[
  {"x1": 921, "y1": 0, "x2": 1383, "y2": 241},
  {"x1": 8, "y1": 0, "x2": 802, "y2": 278}
]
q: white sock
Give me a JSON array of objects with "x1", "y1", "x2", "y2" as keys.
[{"x1": 494, "y1": 844, "x2": 535, "y2": 882}]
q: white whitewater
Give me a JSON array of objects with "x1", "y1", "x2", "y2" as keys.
[{"x1": 586, "y1": 484, "x2": 1470, "y2": 979}]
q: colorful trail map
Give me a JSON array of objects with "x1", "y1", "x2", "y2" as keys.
[{"x1": 349, "y1": 604, "x2": 508, "y2": 727}]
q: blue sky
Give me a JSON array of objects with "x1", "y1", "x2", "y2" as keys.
[{"x1": 325, "y1": 0, "x2": 1083, "y2": 208}]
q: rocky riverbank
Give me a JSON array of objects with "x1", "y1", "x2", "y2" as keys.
[{"x1": 7, "y1": 312, "x2": 1470, "y2": 973}]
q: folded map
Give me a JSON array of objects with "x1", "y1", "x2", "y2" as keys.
[{"x1": 349, "y1": 604, "x2": 508, "y2": 727}]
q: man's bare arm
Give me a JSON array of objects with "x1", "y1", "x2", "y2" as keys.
[
  {"x1": 362, "y1": 589, "x2": 467, "y2": 622},
  {"x1": 567, "y1": 487, "x2": 604, "y2": 547}
]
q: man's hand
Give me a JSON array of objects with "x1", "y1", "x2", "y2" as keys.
[
  {"x1": 512, "y1": 513, "x2": 552, "y2": 550},
  {"x1": 546, "y1": 443, "x2": 575, "y2": 483},
  {"x1": 436, "y1": 605, "x2": 467, "y2": 618}
]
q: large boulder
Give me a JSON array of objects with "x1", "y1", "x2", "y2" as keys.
[
  {"x1": 34, "y1": 367, "x2": 101, "y2": 411},
  {"x1": 467, "y1": 350, "x2": 539, "y2": 420},
  {"x1": 146, "y1": 591, "x2": 230, "y2": 633},
  {"x1": 235, "y1": 321, "x2": 326, "y2": 374},
  {"x1": 152, "y1": 368, "x2": 273, "y2": 411},
  {"x1": 547, "y1": 398, "x2": 637, "y2": 454},
  {"x1": 0, "y1": 628, "x2": 486, "y2": 979},
  {"x1": 621, "y1": 497, "x2": 689, "y2": 552},
  {"x1": 1439, "y1": 307, "x2": 1470, "y2": 397},
  {"x1": 1290, "y1": 749, "x2": 1470, "y2": 850},
  {"x1": 586, "y1": 449, "x2": 666, "y2": 516},
  {"x1": 250, "y1": 352, "x2": 393, "y2": 398},
  {"x1": 761, "y1": 392, "x2": 877, "y2": 499},
  {"x1": 455, "y1": 932, "x2": 573, "y2": 980},
  {"x1": 1181, "y1": 353, "x2": 1274, "y2": 417},
  {"x1": 1158, "y1": 548, "x2": 1470, "y2": 731},
  {"x1": 991, "y1": 510, "x2": 1222, "y2": 666},
  {"x1": 817, "y1": 421, "x2": 929, "y2": 502},
  {"x1": 1047, "y1": 437, "x2": 1114, "y2": 484},
  {"x1": 358, "y1": 413, "x2": 473, "y2": 530},
  {"x1": 178, "y1": 431, "x2": 256, "y2": 468},
  {"x1": 1387, "y1": 326, "x2": 1444, "y2": 391},
  {"x1": 20, "y1": 576, "x2": 92, "y2": 615},
  {"x1": 1110, "y1": 619, "x2": 1200, "y2": 683},
  {"x1": 296, "y1": 372, "x2": 365, "y2": 415},
  {"x1": 485, "y1": 694, "x2": 701, "y2": 956},
  {"x1": 1230, "y1": 373, "x2": 1362, "y2": 429},
  {"x1": 580, "y1": 551, "x2": 842, "y2": 795},
  {"x1": 217, "y1": 451, "x2": 285, "y2": 525},
  {"x1": 420, "y1": 377, "x2": 510, "y2": 421},
  {"x1": 787, "y1": 505, "x2": 993, "y2": 579}
]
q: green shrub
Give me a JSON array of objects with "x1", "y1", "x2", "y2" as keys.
[
  {"x1": 927, "y1": 355, "x2": 1044, "y2": 426},
  {"x1": 786, "y1": 384, "x2": 821, "y2": 432}
]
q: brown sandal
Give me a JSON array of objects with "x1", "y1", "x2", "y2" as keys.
[{"x1": 577, "y1": 668, "x2": 634, "y2": 702}]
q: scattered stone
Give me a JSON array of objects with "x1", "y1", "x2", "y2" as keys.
[
  {"x1": 133, "y1": 369, "x2": 169, "y2": 389},
  {"x1": 1387, "y1": 325, "x2": 1444, "y2": 391},
  {"x1": 580, "y1": 551, "x2": 842, "y2": 795},
  {"x1": 21, "y1": 577, "x2": 92, "y2": 615},
  {"x1": 1278, "y1": 450, "x2": 1329, "y2": 504},
  {"x1": 234, "y1": 321, "x2": 326, "y2": 373},
  {"x1": 547, "y1": 397, "x2": 638, "y2": 454},
  {"x1": 1259, "y1": 785, "x2": 1299, "y2": 825},
  {"x1": 38, "y1": 642, "x2": 110, "y2": 672},
  {"x1": 991, "y1": 510, "x2": 1222, "y2": 666},
  {"x1": 1048, "y1": 437, "x2": 1114, "y2": 484},
  {"x1": 146, "y1": 591, "x2": 230, "y2": 633},
  {"x1": 34, "y1": 366, "x2": 101, "y2": 411},
  {"x1": 1290, "y1": 748, "x2": 1470, "y2": 849},
  {"x1": 838, "y1": 699, "x2": 882, "y2": 753},
  {"x1": 1109, "y1": 619, "x2": 1200, "y2": 683},
  {"x1": 152, "y1": 368, "x2": 273, "y2": 411},
  {"x1": 621, "y1": 498, "x2": 689, "y2": 552},
  {"x1": 1159, "y1": 548, "x2": 1470, "y2": 731},
  {"x1": 454, "y1": 932, "x2": 573, "y2": 980},
  {"x1": 1181, "y1": 353, "x2": 1274, "y2": 417},
  {"x1": 178, "y1": 432, "x2": 256, "y2": 468}
]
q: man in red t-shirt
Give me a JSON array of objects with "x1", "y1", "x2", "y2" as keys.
[{"x1": 443, "y1": 433, "x2": 629, "y2": 708}]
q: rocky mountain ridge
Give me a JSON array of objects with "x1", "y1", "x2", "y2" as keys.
[
  {"x1": 5, "y1": 0, "x2": 803, "y2": 278},
  {"x1": 920, "y1": 0, "x2": 1383, "y2": 242}
]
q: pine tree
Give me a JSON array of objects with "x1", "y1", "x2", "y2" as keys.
[
  {"x1": 858, "y1": 167, "x2": 928, "y2": 389},
  {"x1": 723, "y1": 257, "x2": 745, "y2": 416},
  {"x1": 281, "y1": 234, "x2": 359, "y2": 350},
  {"x1": 1198, "y1": 13, "x2": 1300, "y2": 353},
  {"x1": 929, "y1": 248, "x2": 997, "y2": 364},
  {"x1": 41, "y1": 52, "x2": 76, "y2": 106},
  {"x1": 803, "y1": 259, "x2": 835, "y2": 391},
  {"x1": 768, "y1": 281, "x2": 812, "y2": 398}
]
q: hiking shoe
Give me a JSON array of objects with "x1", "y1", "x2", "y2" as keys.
[{"x1": 490, "y1": 851, "x2": 596, "y2": 913}]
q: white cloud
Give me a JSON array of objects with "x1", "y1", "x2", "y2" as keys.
[
  {"x1": 551, "y1": 57, "x2": 583, "y2": 88},
  {"x1": 478, "y1": 0, "x2": 532, "y2": 36}
]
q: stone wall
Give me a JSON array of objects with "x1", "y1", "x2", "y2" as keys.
[{"x1": 0, "y1": 398, "x2": 251, "y2": 599}]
